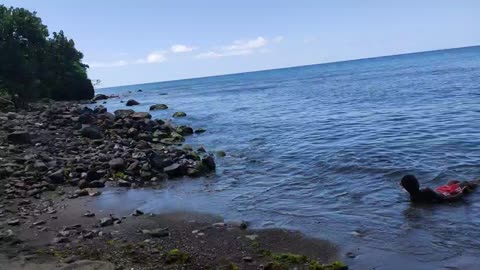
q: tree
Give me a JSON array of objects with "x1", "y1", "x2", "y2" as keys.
[{"x1": 0, "y1": 5, "x2": 94, "y2": 106}]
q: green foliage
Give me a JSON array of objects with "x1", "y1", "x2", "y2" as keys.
[
  {"x1": 165, "y1": 249, "x2": 190, "y2": 264},
  {"x1": 0, "y1": 4, "x2": 94, "y2": 106},
  {"x1": 261, "y1": 250, "x2": 348, "y2": 270}
]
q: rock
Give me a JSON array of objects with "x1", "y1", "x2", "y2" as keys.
[
  {"x1": 52, "y1": 237, "x2": 70, "y2": 244},
  {"x1": 137, "y1": 89, "x2": 143, "y2": 92},
  {"x1": 33, "y1": 161, "x2": 48, "y2": 171},
  {"x1": 83, "y1": 212, "x2": 95, "y2": 217},
  {"x1": 75, "y1": 189, "x2": 89, "y2": 197},
  {"x1": 245, "y1": 234, "x2": 258, "y2": 240},
  {"x1": 92, "y1": 94, "x2": 108, "y2": 101},
  {"x1": 176, "y1": 126, "x2": 194, "y2": 136},
  {"x1": 163, "y1": 163, "x2": 186, "y2": 177},
  {"x1": 99, "y1": 217, "x2": 114, "y2": 227},
  {"x1": 88, "y1": 180, "x2": 105, "y2": 188},
  {"x1": 49, "y1": 169, "x2": 65, "y2": 184},
  {"x1": 33, "y1": 220, "x2": 46, "y2": 226},
  {"x1": 7, "y1": 219, "x2": 20, "y2": 226},
  {"x1": 227, "y1": 220, "x2": 248, "y2": 229},
  {"x1": 172, "y1": 111, "x2": 187, "y2": 117},
  {"x1": 346, "y1": 252, "x2": 356, "y2": 258},
  {"x1": 80, "y1": 125, "x2": 103, "y2": 139},
  {"x1": 136, "y1": 140, "x2": 151, "y2": 149},
  {"x1": 202, "y1": 155, "x2": 216, "y2": 171},
  {"x1": 86, "y1": 170, "x2": 103, "y2": 182},
  {"x1": 130, "y1": 112, "x2": 152, "y2": 120},
  {"x1": 149, "y1": 104, "x2": 168, "y2": 111},
  {"x1": 141, "y1": 228, "x2": 169, "y2": 238},
  {"x1": 213, "y1": 222, "x2": 225, "y2": 228},
  {"x1": 216, "y1": 151, "x2": 226, "y2": 157},
  {"x1": 78, "y1": 180, "x2": 88, "y2": 189},
  {"x1": 132, "y1": 209, "x2": 144, "y2": 216},
  {"x1": 109, "y1": 158, "x2": 125, "y2": 171},
  {"x1": 118, "y1": 180, "x2": 131, "y2": 187},
  {"x1": 243, "y1": 256, "x2": 253, "y2": 262},
  {"x1": 126, "y1": 99, "x2": 140, "y2": 106},
  {"x1": 114, "y1": 109, "x2": 134, "y2": 119},
  {"x1": 126, "y1": 161, "x2": 140, "y2": 171},
  {"x1": 64, "y1": 255, "x2": 79, "y2": 264},
  {"x1": 7, "y1": 131, "x2": 31, "y2": 144},
  {"x1": 197, "y1": 147, "x2": 206, "y2": 153},
  {"x1": 194, "y1": 128, "x2": 206, "y2": 134}
]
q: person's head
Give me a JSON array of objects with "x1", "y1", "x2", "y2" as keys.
[{"x1": 401, "y1": 175, "x2": 420, "y2": 194}]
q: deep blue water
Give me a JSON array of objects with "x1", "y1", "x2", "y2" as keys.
[{"x1": 96, "y1": 46, "x2": 480, "y2": 269}]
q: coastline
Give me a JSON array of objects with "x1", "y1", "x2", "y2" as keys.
[{"x1": 0, "y1": 99, "x2": 346, "y2": 269}]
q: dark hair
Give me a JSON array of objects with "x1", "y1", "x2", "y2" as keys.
[{"x1": 401, "y1": 175, "x2": 420, "y2": 193}]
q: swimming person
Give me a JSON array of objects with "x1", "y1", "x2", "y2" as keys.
[{"x1": 400, "y1": 174, "x2": 478, "y2": 203}]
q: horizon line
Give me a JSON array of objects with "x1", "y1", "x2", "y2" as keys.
[{"x1": 98, "y1": 44, "x2": 479, "y2": 90}]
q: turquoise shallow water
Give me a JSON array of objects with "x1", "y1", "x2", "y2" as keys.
[{"x1": 96, "y1": 46, "x2": 480, "y2": 269}]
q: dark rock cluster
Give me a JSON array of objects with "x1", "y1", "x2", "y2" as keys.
[{"x1": 0, "y1": 101, "x2": 215, "y2": 200}]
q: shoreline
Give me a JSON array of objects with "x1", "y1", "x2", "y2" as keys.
[{"x1": 0, "y1": 99, "x2": 346, "y2": 269}]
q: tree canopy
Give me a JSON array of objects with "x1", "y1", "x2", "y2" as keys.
[{"x1": 0, "y1": 5, "x2": 94, "y2": 104}]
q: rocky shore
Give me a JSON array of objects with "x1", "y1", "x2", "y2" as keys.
[{"x1": 0, "y1": 99, "x2": 347, "y2": 269}]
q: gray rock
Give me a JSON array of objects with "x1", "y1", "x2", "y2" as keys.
[
  {"x1": 108, "y1": 158, "x2": 125, "y2": 171},
  {"x1": 7, "y1": 219, "x2": 20, "y2": 226},
  {"x1": 149, "y1": 104, "x2": 168, "y2": 111},
  {"x1": 52, "y1": 237, "x2": 70, "y2": 244},
  {"x1": 49, "y1": 169, "x2": 65, "y2": 184},
  {"x1": 114, "y1": 109, "x2": 134, "y2": 119},
  {"x1": 130, "y1": 112, "x2": 152, "y2": 120},
  {"x1": 202, "y1": 155, "x2": 216, "y2": 171},
  {"x1": 7, "y1": 131, "x2": 31, "y2": 144},
  {"x1": 88, "y1": 180, "x2": 105, "y2": 188},
  {"x1": 132, "y1": 209, "x2": 144, "y2": 216},
  {"x1": 80, "y1": 125, "x2": 103, "y2": 139},
  {"x1": 163, "y1": 163, "x2": 186, "y2": 177},
  {"x1": 126, "y1": 99, "x2": 140, "y2": 106},
  {"x1": 141, "y1": 228, "x2": 169, "y2": 238},
  {"x1": 99, "y1": 217, "x2": 114, "y2": 227},
  {"x1": 118, "y1": 180, "x2": 131, "y2": 187},
  {"x1": 92, "y1": 94, "x2": 108, "y2": 101},
  {"x1": 33, "y1": 161, "x2": 48, "y2": 171}
]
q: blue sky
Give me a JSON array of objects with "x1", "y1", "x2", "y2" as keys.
[{"x1": 3, "y1": 0, "x2": 480, "y2": 87}]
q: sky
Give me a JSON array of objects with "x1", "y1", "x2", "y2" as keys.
[{"x1": 2, "y1": 0, "x2": 480, "y2": 87}]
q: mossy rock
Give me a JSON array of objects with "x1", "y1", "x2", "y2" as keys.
[
  {"x1": 172, "y1": 111, "x2": 187, "y2": 117},
  {"x1": 216, "y1": 150, "x2": 226, "y2": 157},
  {"x1": 149, "y1": 104, "x2": 168, "y2": 111},
  {"x1": 309, "y1": 261, "x2": 348, "y2": 270},
  {"x1": 165, "y1": 249, "x2": 190, "y2": 264}
]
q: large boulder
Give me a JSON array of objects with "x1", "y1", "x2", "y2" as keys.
[
  {"x1": 114, "y1": 109, "x2": 134, "y2": 119},
  {"x1": 149, "y1": 104, "x2": 168, "y2": 111},
  {"x1": 92, "y1": 94, "x2": 108, "y2": 101},
  {"x1": 80, "y1": 126, "x2": 103, "y2": 139},
  {"x1": 126, "y1": 99, "x2": 140, "y2": 106},
  {"x1": 7, "y1": 131, "x2": 31, "y2": 144}
]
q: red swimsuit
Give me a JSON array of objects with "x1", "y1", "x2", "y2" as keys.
[{"x1": 435, "y1": 183, "x2": 462, "y2": 196}]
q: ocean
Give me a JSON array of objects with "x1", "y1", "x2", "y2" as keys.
[{"x1": 96, "y1": 46, "x2": 480, "y2": 269}]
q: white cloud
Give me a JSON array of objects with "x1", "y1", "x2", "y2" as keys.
[
  {"x1": 136, "y1": 52, "x2": 167, "y2": 64},
  {"x1": 223, "y1": 36, "x2": 268, "y2": 51},
  {"x1": 87, "y1": 60, "x2": 128, "y2": 68},
  {"x1": 196, "y1": 36, "x2": 273, "y2": 59},
  {"x1": 171, "y1": 44, "x2": 195, "y2": 53}
]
